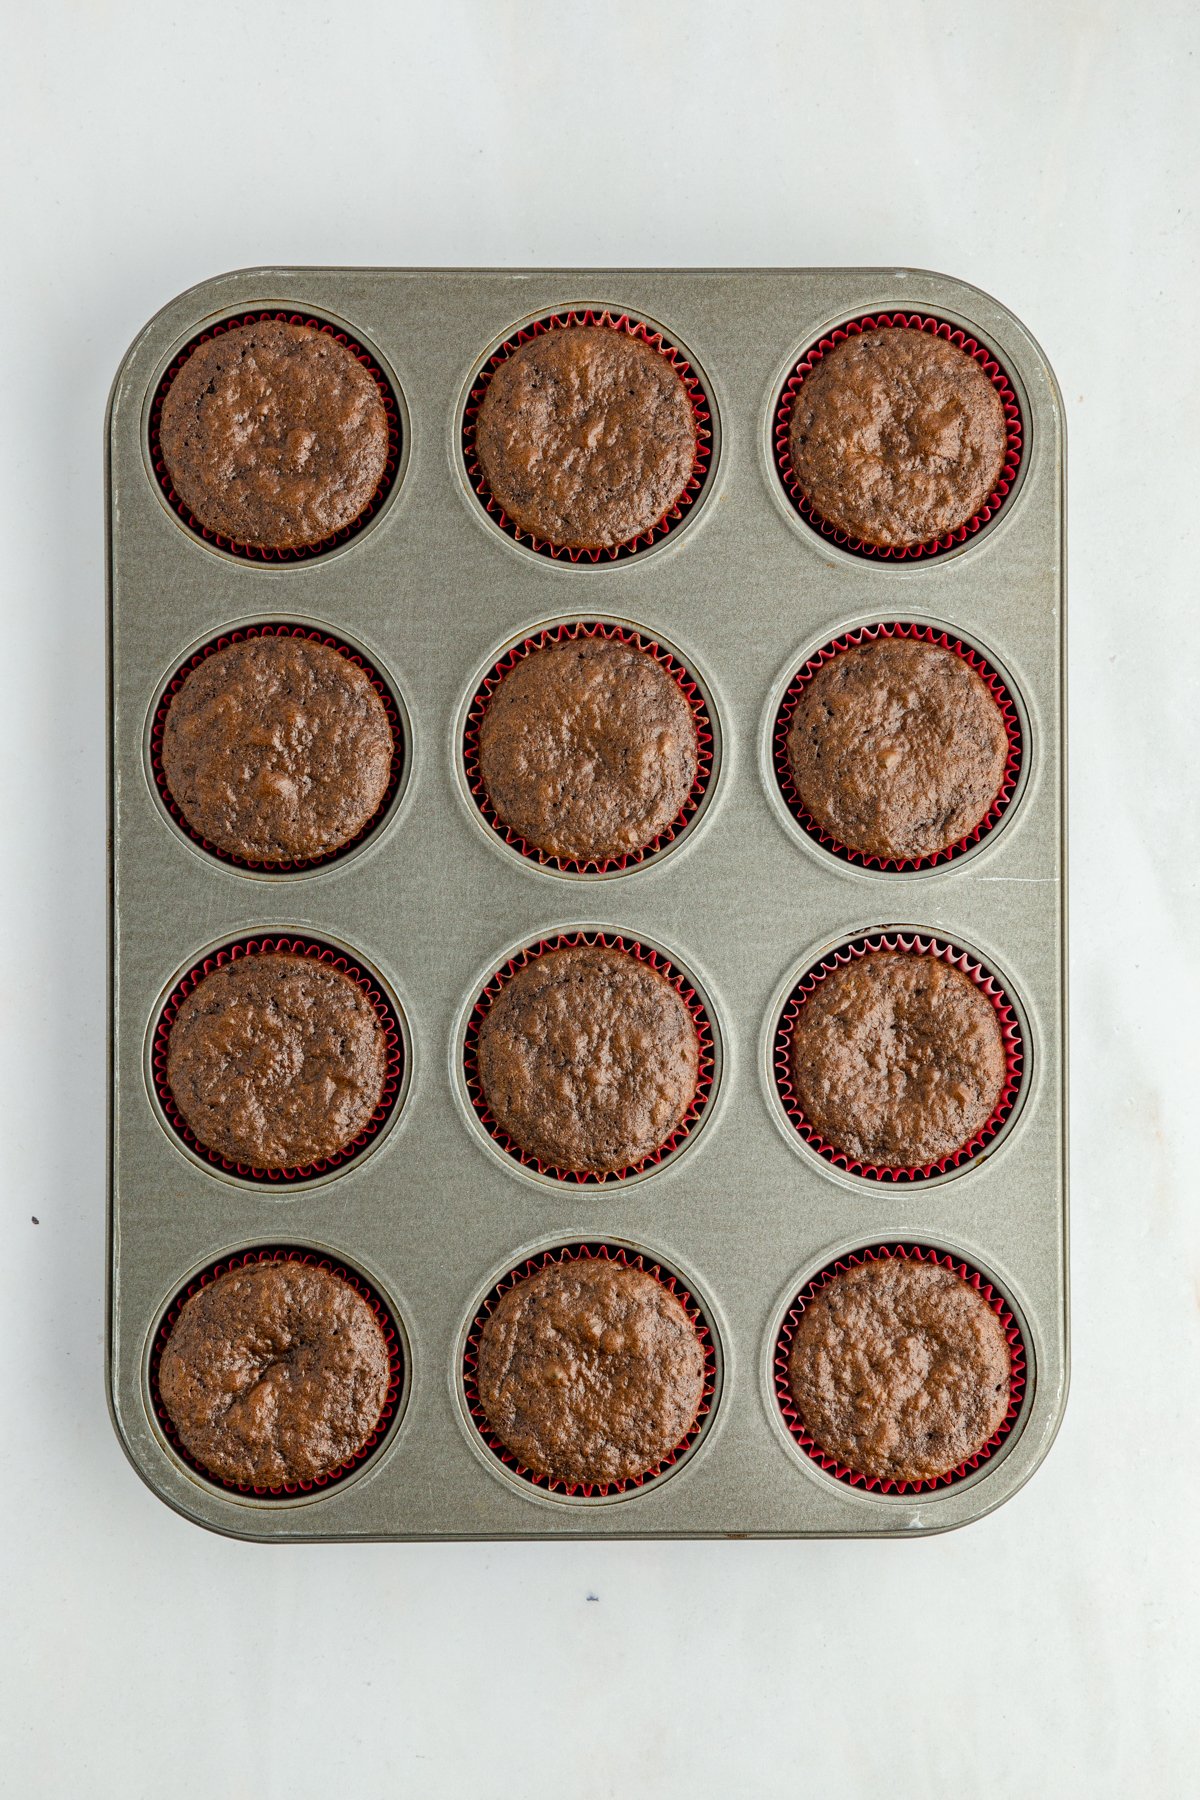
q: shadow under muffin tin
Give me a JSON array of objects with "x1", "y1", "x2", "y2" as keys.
[{"x1": 108, "y1": 268, "x2": 1065, "y2": 1540}]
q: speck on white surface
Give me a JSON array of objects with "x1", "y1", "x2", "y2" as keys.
[{"x1": 1, "y1": 3, "x2": 1198, "y2": 1796}]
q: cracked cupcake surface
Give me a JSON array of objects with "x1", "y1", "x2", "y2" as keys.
[
  {"x1": 786, "y1": 637, "x2": 1009, "y2": 861},
  {"x1": 476, "y1": 1259, "x2": 706, "y2": 1486},
  {"x1": 787, "y1": 1256, "x2": 1012, "y2": 1483},
  {"x1": 788, "y1": 951, "x2": 1006, "y2": 1169},
  {"x1": 478, "y1": 636, "x2": 698, "y2": 862},
  {"x1": 474, "y1": 325, "x2": 697, "y2": 550},
  {"x1": 161, "y1": 636, "x2": 394, "y2": 863},
  {"x1": 165, "y1": 951, "x2": 388, "y2": 1170},
  {"x1": 787, "y1": 327, "x2": 1008, "y2": 548},
  {"x1": 475, "y1": 944, "x2": 700, "y2": 1174},
  {"x1": 158, "y1": 1261, "x2": 391, "y2": 1487},
  {"x1": 158, "y1": 319, "x2": 390, "y2": 549}
]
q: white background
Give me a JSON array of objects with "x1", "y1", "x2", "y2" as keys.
[{"x1": 3, "y1": 3, "x2": 1197, "y2": 1795}]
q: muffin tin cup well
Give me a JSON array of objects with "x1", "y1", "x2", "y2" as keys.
[
  {"x1": 772, "y1": 311, "x2": 1025, "y2": 562},
  {"x1": 147, "y1": 1244, "x2": 407, "y2": 1501},
  {"x1": 146, "y1": 620, "x2": 410, "y2": 876},
  {"x1": 460, "y1": 1240, "x2": 721, "y2": 1502},
  {"x1": 458, "y1": 928, "x2": 720, "y2": 1188},
  {"x1": 146, "y1": 307, "x2": 405, "y2": 562},
  {"x1": 147, "y1": 933, "x2": 409, "y2": 1188},
  {"x1": 770, "y1": 620, "x2": 1025, "y2": 874},
  {"x1": 772, "y1": 1243, "x2": 1028, "y2": 1496},
  {"x1": 771, "y1": 930, "x2": 1026, "y2": 1184},
  {"x1": 460, "y1": 307, "x2": 717, "y2": 564},
  {"x1": 460, "y1": 616, "x2": 719, "y2": 877}
]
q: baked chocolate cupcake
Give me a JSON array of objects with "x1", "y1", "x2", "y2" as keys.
[
  {"x1": 475, "y1": 1257, "x2": 706, "y2": 1486},
  {"x1": 477, "y1": 635, "x2": 699, "y2": 862},
  {"x1": 160, "y1": 635, "x2": 395, "y2": 864},
  {"x1": 158, "y1": 319, "x2": 389, "y2": 550},
  {"x1": 785, "y1": 1255, "x2": 1012, "y2": 1483},
  {"x1": 474, "y1": 325, "x2": 697, "y2": 550},
  {"x1": 788, "y1": 951, "x2": 1005, "y2": 1169},
  {"x1": 788, "y1": 326, "x2": 1008, "y2": 549},
  {"x1": 785, "y1": 637, "x2": 1009, "y2": 861},
  {"x1": 158, "y1": 1259, "x2": 391, "y2": 1487},
  {"x1": 474, "y1": 943, "x2": 700, "y2": 1174},
  {"x1": 165, "y1": 951, "x2": 388, "y2": 1170}
]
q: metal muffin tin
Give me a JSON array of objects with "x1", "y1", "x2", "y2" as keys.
[{"x1": 106, "y1": 268, "x2": 1067, "y2": 1540}]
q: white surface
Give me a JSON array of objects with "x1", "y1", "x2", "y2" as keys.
[{"x1": 2, "y1": 2, "x2": 1197, "y2": 1794}]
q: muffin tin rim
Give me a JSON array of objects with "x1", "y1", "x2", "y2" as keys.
[
  {"x1": 449, "y1": 921, "x2": 727, "y2": 1192},
  {"x1": 758, "y1": 609, "x2": 1035, "y2": 882},
  {"x1": 451, "y1": 1232, "x2": 728, "y2": 1508},
  {"x1": 760, "y1": 921, "x2": 1036, "y2": 1192},
  {"x1": 451, "y1": 609, "x2": 726, "y2": 882},
  {"x1": 449, "y1": 299, "x2": 725, "y2": 573},
  {"x1": 140, "y1": 612, "x2": 417, "y2": 882},
  {"x1": 759, "y1": 298, "x2": 1035, "y2": 571},
  {"x1": 141, "y1": 926, "x2": 415, "y2": 1193},
  {"x1": 138, "y1": 298, "x2": 412, "y2": 568},
  {"x1": 139, "y1": 1236, "x2": 415, "y2": 1509},
  {"x1": 759, "y1": 1234, "x2": 1038, "y2": 1505}
]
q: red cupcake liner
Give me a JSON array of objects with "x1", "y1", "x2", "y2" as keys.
[
  {"x1": 773, "y1": 622, "x2": 1023, "y2": 872},
  {"x1": 774, "y1": 931, "x2": 1024, "y2": 1182},
  {"x1": 148, "y1": 309, "x2": 402, "y2": 561},
  {"x1": 463, "y1": 620, "x2": 715, "y2": 874},
  {"x1": 461, "y1": 308, "x2": 714, "y2": 563},
  {"x1": 463, "y1": 1241, "x2": 718, "y2": 1498},
  {"x1": 151, "y1": 934, "x2": 405, "y2": 1183},
  {"x1": 149, "y1": 1244, "x2": 404, "y2": 1499},
  {"x1": 463, "y1": 930, "x2": 716, "y2": 1184},
  {"x1": 773, "y1": 1242, "x2": 1027, "y2": 1495},
  {"x1": 149, "y1": 622, "x2": 405, "y2": 873},
  {"x1": 773, "y1": 312, "x2": 1024, "y2": 561}
]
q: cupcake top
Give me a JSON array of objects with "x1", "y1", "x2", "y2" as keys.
[
  {"x1": 158, "y1": 319, "x2": 390, "y2": 549},
  {"x1": 788, "y1": 951, "x2": 1005, "y2": 1169},
  {"x1": 474, "y1": 943, "x2": 700, "y2": 1173},
  {"x1": 786, "y1": 1256, "x2": 1012, "y2": 1483},
  {"x1": 787, "y1": 327, "x2": 1008, "y2": 548},
  {"x1": 477, "y1": 636, "x2": 699, "y2": 862},
  {"x1": 475, "y1": 1258, "x2": 706, "y2": 1486},
  {"x1": 161, "y1": 635, "x2": 395, "y2": 864},
  {"x1": 158, "y1": 1260, "x2": 391, "y2": 1487},
  {"x1": 474, "y1": 325, "x2": 697, "y2": 550},
  {"x1": 785, "y1": 637, "x2": 1009, "y2": 861},
  {"x1": 166, "y1": 951, "x2": 389, "y2": 1170}
]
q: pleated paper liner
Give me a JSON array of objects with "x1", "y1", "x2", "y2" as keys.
[
  {"x1": 149, "y1": 622, "x2": 405, "y2": 873},
  {"x1": 463, "y1": 1241, "x2": 718, "y2": 1498},
  {"x1": 773, "y1": 311, "x2": 1024, "y2": 561},
  {"x1": 147, "y1": 309, "x2": 402, "y2": 561},
  {"x1": 774, "y1": 931, "x2": 1024, "y2": 1182},
  {"x1": 773, "y1": 1243, "x2": 1027, "y2": 1495},
  {"x1": 148, "y1": 1245, "x2": 404, "y2": 1500},
  {"x1": 463, "y1": 930, "x2": 716, "y2": 1184},
  {"x1": 461, "y1": 308, "x2": 714, "y2": 563},
  {"x1": 151, "y1": 934, "x2": 405, "y2": 1184},
  {"x1": 463, "y1": 620, "x2": 715, "y2": 873},
  {"x1": 773, "y1": 622, "x2": 1023, "y2": 871}
]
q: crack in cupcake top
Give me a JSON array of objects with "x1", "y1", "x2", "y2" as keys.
[
  {"x1": 158, "y1": 319, "x2": 390, "y2": 549},
  {"x1": 477, "y1": 636, "x2": 699, "y2": 862},
  {"x1": 786, "y1": 1256, "x2": 1012, "y2": 1483},
  {"x1": 787, "y1": 327, "x2": 1008, "y2": 548},
  {"x1": 474, "y1": 326, "x2": 697, "y2": 549},
  {"x1": 157, "y1": 1260, "x2": 392, "y2": 1488},
  {"x1": 474, "y1": 944, "x2": 700, "y2": 1174}
]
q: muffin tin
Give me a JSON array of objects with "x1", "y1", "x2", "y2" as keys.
[{"x1": 106, "y1": 268, "x2": 1067, "y2": 1539}]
